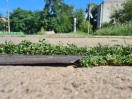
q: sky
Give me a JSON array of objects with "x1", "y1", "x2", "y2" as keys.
[{"x1": 0, "y1": 0, "x2": 102, "y2": 17}]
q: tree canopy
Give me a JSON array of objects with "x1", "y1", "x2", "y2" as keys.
[
  {"x1": 110, "y1": 0, "x2": 132, "y2": 26},
  {"x1": 43, "y1": 0, "x2": 74, "y2": 33},
  {"x1": 10, "y1": 8, "x2": 41, "y2": 34}
]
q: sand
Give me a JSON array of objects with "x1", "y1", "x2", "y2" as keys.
[{"x1": 0, "y1": 66, "x2": 132, "y2": 99}]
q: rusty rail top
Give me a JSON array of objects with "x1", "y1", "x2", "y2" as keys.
[{"x1": 0, "y1": 55, "x2": 82, "y2": 65}]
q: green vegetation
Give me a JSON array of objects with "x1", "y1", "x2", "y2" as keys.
[
  {"x1": 0, "y1": 39, "x2": 131, "y2": 67},
  {"x1": 94, "y1": 25, "x2": 132, "y2": 36},
  {"x1": 80, "y1": 44, "x2": 132, "y2": 67},
  {"x1": 110, "y1": 0, "x2": 132, "y2": 26},
  {"x1": 10, "y1": 8, "x2": 41, "y2": 34},
  {"x1": 7, "y1": 0, "x2": 89, "y2": 34},
  {"x1": 37, "y1": 27, "x2": 46, "y2": 35},
  {"x1": 0, "y1": 31, "x2": 25, "y2": 35}
]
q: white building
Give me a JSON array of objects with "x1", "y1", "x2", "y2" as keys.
[{"x1": 97, "y1": 0, "x2": 126, "y2": 28}]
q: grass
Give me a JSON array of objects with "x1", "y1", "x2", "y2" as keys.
[
  {"x1": 111, "y1": 40, "x2": 118, "y2": 42},
  {"x1": 1, "y1": 32, "x2": 132, "y2": 39},
  {"x1": 94, "y1": 25, "x2": 132, "y2": 36}
]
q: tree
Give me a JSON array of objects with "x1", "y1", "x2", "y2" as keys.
[
  {"x1": 55, "y1": 12, "x2": 72, "y2": 33},
  {"x1": 10, "y1": 8, "x2": 41, "y2": 34},
  {"x1": 110, "y1": 9, "x2": 124, "y2": 25},
  {"x1": 123, "y1": 0, "x2": 132, "y2": 26},
  {"x1": 110, "y1": 0, "x2": 132, "y2": 26},
  {"x1": 43, "y1": 0, "x2": 64, "y2": 17},
  {"x1": 43, "y1": 0, "x2": 63, "y2": 31},
  {"x1": 43, "y1": 0, "x2": 74, "y2": 33}
]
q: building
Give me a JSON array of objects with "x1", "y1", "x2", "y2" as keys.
[
  {"x1": 97, "y1": 0, "x2": 126, "y2": 28},
  {"x1": 0, "y1": 17, "x2": 7, "y2": 31},
  {"x1": 0, "y1": 17, "x2": 7, "y2": 22}
]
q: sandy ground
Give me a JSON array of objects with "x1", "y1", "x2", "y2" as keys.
[
  {"x1": 0, "y1": 35, "x2": 132, "y2": 99},
  {"x1": 0, "y1": 66, "x2": 132, "y2": 99},
  {"x1": 0, "y1": 35, "x2": 132, "y2": 47}
]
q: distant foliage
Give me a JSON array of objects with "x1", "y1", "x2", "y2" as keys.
[
  {"x1": 110, "y1": 0, "x2": 132, "y2": 26},
  {"x1": 42, "y1": 0, "x2": 74, "y2": 33},
  {"x1": 54, "y1": 12, "x2": 73, "y2": 33},
  {"x1": 94, "y1": 25, "x2": 132, "y2": 36},
  {"x1": 37, "y1": 27, "x2": 46, "y2": 35},
  {"x1": 80, "y1": 21, "x2": 93, "y2": 33},
  {"x1": 101, "y1": 22, "x2": 114, "y2": 28},
  {"x1": 10, "y1": 8, "x2": 41, "y2": 34},
  {"x1": 8, "y1": 0, "x2": 91, "y2": 34}
]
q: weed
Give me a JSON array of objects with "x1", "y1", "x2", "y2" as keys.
[{"x1": 0, "y1": 39, "x2": 131, "y2": 67}]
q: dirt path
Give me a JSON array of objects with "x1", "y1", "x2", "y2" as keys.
[
  {"x1": 0, "y1": 35, "x2": 132, "y2": 47},
  {"x1": 0, "y1": 35, "x2": 132, "y2": 99}
]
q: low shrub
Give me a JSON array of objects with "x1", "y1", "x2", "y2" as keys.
[
  {"x1": 79, "y1": 21, "x2": 93, "y2": 33},
  {"x1": 0, "y1": 39, "x2": 131, "y2": 67},
  {"x1": 37, "y1": 27, "x2": 46, "y2": 35},
  {"x1": 94, "y1": 25, "x2": 132, "y2": 36}
]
